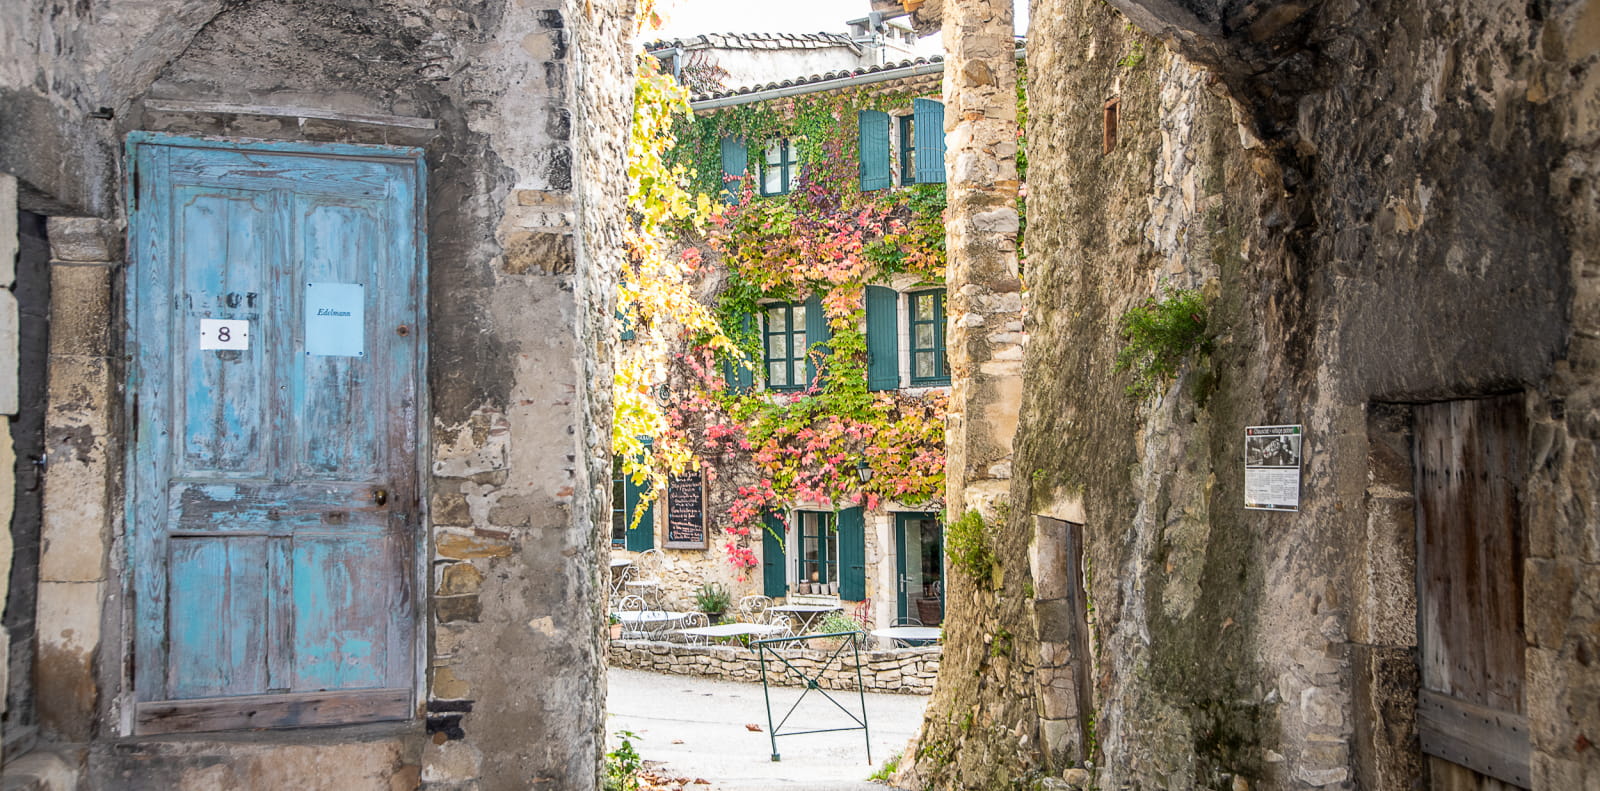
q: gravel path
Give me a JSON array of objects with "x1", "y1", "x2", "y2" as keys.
[{"x1": 606, "y1": 667, "x2": 928, "y2": 790}]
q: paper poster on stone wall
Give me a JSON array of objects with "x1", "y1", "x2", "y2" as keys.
[{"x1": 1245, "y1": 424, "x2": 1302, "y2": 511}]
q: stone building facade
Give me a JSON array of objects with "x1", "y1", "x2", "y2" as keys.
[
  {"x1": 609, "y1": 53, "x2": 959, "y2": 633},
  {"x1": 0, "y1": 0, "x2": 631, "y2": 788},
  {"x1": 899, "y1": 0, "x2": 1600, "y2": 789}
]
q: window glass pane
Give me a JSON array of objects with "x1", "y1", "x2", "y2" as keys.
[
  {"x1": 768, "y1": 362, "x2": 788, "y2": 386},
  {"x1": 768, "y1": 333, "x2": 787, "y2": 358},
  {"x1": 915, "y1": 323, "x2": 935, "y2": 349},
  {"x1": 915, "y1": 294, "x2": 933, "y2": 321},
  {"x1": 793, "y1": 332, "x2": 806, "y2": 357},
  {"x1": 793, "y1": 304, "x2": 806, "y2": 327},
  {"x1": 611, "y1": 460, "x2": 626, "y2": 541},
  {"x1": 767, "y1": 307, "x2": 786, "y2": 332},
  {"x1": 766, "y1": 141, "x2": 783, "y2": 165},
  {"x1": 764, "y1": 165, "x2": 783, "y2": 194},
  {"x1": 915, "y1": 351, "x2": 935, "y2": 379}
]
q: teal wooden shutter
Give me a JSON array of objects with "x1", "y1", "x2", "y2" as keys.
[
  {"x1": 762, "y1": 511, "x2": 788, "y2": 598},
  {"x1": 803, "y1": 293, "x2": 831, "y2": 386},
  {"x1": 722, "y1": 314, "x2": 756, "y2": 393},
  {"x1": 617, "y1": 308, "x2": 634, "y2": 341},
  {"x1": 624, "y1": 439, "x2": 655, "y2": 551},
  {"x1": 913, "y1": 99, "x2": 946, "y2": 185},
  {"x1": 720, "y1": 136, "x2": 747, "y2": 204},
  {"x1": 858, "y1": 110, "x2": 891, "y2": 191},
  {"x1": 865, "y1": 285, "x2": 899, "y2": 391},
  {"x1": 838, "y1": 507, "x2": 866, "y2": 601},
  {"x1": 722, "y1": 357, "x2": 755, "y2": 394}
]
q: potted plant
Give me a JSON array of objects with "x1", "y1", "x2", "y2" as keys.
[
  {"x1": 692, "y1": 582, "x2": 731, "y2": 625},
  {"x1": 608, "y1": 613, "x2": 623, "y2": 640},
  {"x1": 809, "y1": 612, "x2": 863, "y2": 651}
]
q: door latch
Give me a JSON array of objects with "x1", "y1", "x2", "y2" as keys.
[{"x1": 372, "y1": 488, "x2": 389, "y2": 507}]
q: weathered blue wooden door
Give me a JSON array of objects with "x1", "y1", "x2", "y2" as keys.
[{"x1": 126, "y1": 134, "x2": 424, "y2": 734}]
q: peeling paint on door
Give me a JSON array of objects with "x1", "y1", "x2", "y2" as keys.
[{"x1": 126, "y1": 134, "x2": 425, "y2": 735}]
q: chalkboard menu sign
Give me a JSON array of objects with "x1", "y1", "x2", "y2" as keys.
[{"x1": 664, "y1": 470, "x2": 708, "y2": 549}]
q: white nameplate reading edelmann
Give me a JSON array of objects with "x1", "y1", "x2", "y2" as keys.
[
  {"x1": 1245, "y1": 424, "x2": 1303, "y2": 511},
  {"x1": 199, "y1": 319, "x2": 250, "y2": 351},
  {"x1": 305, "y1": 282, "x2": 365, "y2": 357}
]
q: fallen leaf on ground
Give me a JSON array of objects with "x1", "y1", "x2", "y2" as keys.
[{"x1": 745, "y1": 723, "x2": 763, "y2": 732}]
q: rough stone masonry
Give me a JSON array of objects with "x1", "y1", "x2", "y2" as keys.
[
  {"x1": 905, "y1": 0, "x2": 1600, "y2": 789},
  {"x1": 1, "y1": 0, "x2": 634, "y2": 788}
]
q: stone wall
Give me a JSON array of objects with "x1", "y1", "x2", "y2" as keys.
[
  {"x1": 2, "y1": 0, "x2": 632, "y2": 788},
  {"x1": 930, "y1": 0, "x2": 1600, "y2": 789},
  {"x1": 0, "y1": 171, "x2": 16, "y2": 755},
  {"x1": 608, "y1": 639, "x2": 941, "y2": 695}
]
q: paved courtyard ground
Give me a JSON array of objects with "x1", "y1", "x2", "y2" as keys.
[{"x1": 606, "y1": 667, "x2": 930, "y2": 790}]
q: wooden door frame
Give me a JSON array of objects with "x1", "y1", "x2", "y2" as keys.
[{"x1": 120, "y1": 132, "x2": 431, "y2": 735}]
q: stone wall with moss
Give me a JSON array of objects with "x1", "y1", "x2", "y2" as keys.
[{"x1": 903, "y1": 0, "x2": 1600, "y2": 789}]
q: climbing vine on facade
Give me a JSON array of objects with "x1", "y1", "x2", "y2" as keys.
[{"x1": 620, "y1": 75, "x2": 953, "y2": 569}]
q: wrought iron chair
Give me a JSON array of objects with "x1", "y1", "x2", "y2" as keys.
[
  {"x1": 849, "y1": 599, "x2": 872, "y2": 629},
  {"x1": 738, "y1": 594, "x2": 771, "y2": 621},
  {"x1": 763, "y1": 611, "x2": 797, "y2": 639},
  {"x1": 617, "y1": 595, "x2": 649, "y2": 640},
  {"x1": 623, "y1": 548, "x2": 665, "y2": 610},
  {"x1": 888, "y1": 616, "x2": 930, "y2": 648},
  {"x1": 676, "y1": 611, "x2": 710, "y2": 645},
  {"x1": 608, "y1": 559, "x2": 635, "y2": 611}
]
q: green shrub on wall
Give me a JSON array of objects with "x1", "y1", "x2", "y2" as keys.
[
  {"x1": 945, "y1": 510, "x2": 994, "y2": 581},
  {"x1": 1114, "y1": 287, "x2": 1211, "y2": 400}
]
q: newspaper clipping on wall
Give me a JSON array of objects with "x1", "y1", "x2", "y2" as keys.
[{"x1": 1245, "y1": 424, "x2": 1302, "y2": 511}]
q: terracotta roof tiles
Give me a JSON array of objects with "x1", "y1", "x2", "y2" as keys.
[{"x1": 687, "y1": 55, "x2": 944, "y2": 104}]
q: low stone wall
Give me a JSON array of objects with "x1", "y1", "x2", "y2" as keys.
[{"x1": 608, "y1": 639, "x2": 940, "y2": 695}]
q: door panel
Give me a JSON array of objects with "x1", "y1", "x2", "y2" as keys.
[
  {"x1": 291, "y1": 531, "x2": 397, "y2": 691},
  {"x1": 175, "y1": 187, "x2": 274, "y2": 477},
  {"x1": 167, "y1": 536, "x2": 271, "y2": 699},
  {"x1": 129, "y1": 135, "x2": 423, "y2": 734},
  {"x1": 1414, "y1": 395, "x2": 1529, "y2": 789}
]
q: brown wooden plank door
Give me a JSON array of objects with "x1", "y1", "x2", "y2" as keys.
[{"x1": 1414, "y1": 395, "x2": 1530, "y2": 790}]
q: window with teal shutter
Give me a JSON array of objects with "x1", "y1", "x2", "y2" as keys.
[
  {"x1": 913, "y1": 98, "x2": 946, "y2": 185},
  {"x1": 720, "y1": 136, "x2": 747, "y2": 204},
  {"x1": 611, "y1": 457, "x2": 627, "y2": 546},
  {"x1": 838, "y1": 507, "x2": 866, "y2": 601},
  {"x1": 797, "y1": 511, "x2": 835, "y2": 585},
  {"x1": 763, "y1": 302, "x2": 808, "y2": 391},
  {"x1": 803, "y1": 293, "x2": 831, "y2": 387},
  {"x1": 899, "y1": 114, "x2": 917, "y2": 186},
  {"x1": 623, "y1": 439, "x2": 655, "y2": 551},
  {"x1": 909, "y1": 289, "x2": 949, "y2": 386},
  {"x1": 865, "y1": 285, "x2": 900, "y2": 391},
  {"x1": 760, "y1": 139, "x2": 800, "y2": 196},
  {"x1": 859, "y1": 110, "x2": 891, "y2": 191}
]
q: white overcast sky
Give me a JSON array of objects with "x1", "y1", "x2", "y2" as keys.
[{"x1": 649, "y1": 0, "x2": 1028, "y2": 39}]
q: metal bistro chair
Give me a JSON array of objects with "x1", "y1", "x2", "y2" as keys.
[
  {"x1": 738, "y1": 595, "x2": 771, "y2": 622},
  {"x1": 763, "y1": 611, "x2": 797, "y2": 640},
  {"x1": 608, "y1": 560, "x2": 635, "y2": 611},
  {"x1": 888, "y1": 616, "x2": 927, "y2": 648},
  {"x1": 849, "y1": 599, "x2": 872, "y2": 630},
  {"x1": 617, "y1": 595, "x2": 649, "y2": 640},
  {"x1": 677, "y1": 611, "x2": 710, "y2": 645},
  {"x1": 623, "y1": 548, "x2": 666, "y2": 610}
]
